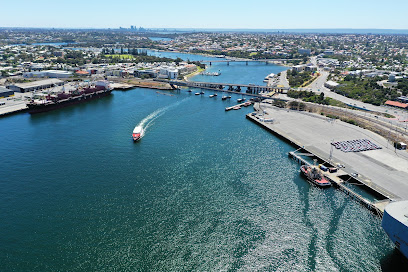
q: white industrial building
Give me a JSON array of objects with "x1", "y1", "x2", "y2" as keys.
[
  {"x1": 158, "y1": 66, "x2": 179, "y2": 79},
  {"x1": 324, "y1": 80, "x2": 339, "y2": 90},
  {"x1": 23, "y1": 70, "x2": 72, "y2": 78}
]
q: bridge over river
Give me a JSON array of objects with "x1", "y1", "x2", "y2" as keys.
[
  {"x1": 200, "y1": 59, "x2": 301, "y2": 65},
  {"x1": 154, "y1": 79, "x2": 290, "y2": 97}
]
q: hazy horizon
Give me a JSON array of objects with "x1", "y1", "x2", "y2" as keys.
[
  {"x1": 2, "y1": 27, "x2": 408, "y2": 35},
  {"x1": 2, "y1": 0, "x2": 408, "y2": 30}
]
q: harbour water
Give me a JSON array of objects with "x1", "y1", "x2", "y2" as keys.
[{"x1": 1, "y1": 57, "x2": 407, "y2": 271}]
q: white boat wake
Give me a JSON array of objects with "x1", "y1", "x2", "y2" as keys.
[{"x1": 136, "y1": 97, "x2": 190, "y2": 134}]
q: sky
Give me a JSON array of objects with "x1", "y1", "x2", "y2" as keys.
[{"x1": 1, "y1": 0, "x2": 408, "y2": 30}]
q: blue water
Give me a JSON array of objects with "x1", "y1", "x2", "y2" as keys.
[
  {"x1": 0, "y1": 56, "x2": 407, "y2": 271},
  {"x1": 145, "y1": 49, "x2": 223, "y2": 62},
  {"x1": 193, "y1": 62, "x2": 285, "y2": 86},
  {"x1": 149, "y1": 37, "x2": 173, "y2": 41}
]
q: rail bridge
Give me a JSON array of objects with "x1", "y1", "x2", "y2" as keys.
[
  {"x1": 200, "y1": 59, "x2": 300, "y2": 66},
  {"x1": 154, "y1": 79, "x2": 289, "y2": 97}
]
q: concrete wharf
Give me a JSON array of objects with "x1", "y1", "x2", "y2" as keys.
[
  {"x1": 246, "y1": 107, "x2": 408, "y2": 215},
  {"x1": 0, "y1": 101, "x2": 28, "y2": 117}
]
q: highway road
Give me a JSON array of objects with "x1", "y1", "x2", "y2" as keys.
[{"x1": 282, "y1": 57, "x2": 408, "y2": 134}]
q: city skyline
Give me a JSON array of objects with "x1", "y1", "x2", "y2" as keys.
[{"x1": 2, "y1": 0, "x2": 408, "y2": 30}]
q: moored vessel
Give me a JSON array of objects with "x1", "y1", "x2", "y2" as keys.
[
  {"x1": 300, "y1": 165, "x2": 331, "y2": 187},
  {"x1": 382, "y1": 200, "x2": 408, "y2": 260},
  {"x1": 27, "y1": 81, "x2": 112, "y2": 114}
]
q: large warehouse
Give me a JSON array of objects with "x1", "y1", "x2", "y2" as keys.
[{"x1": 7, "y1": 79, "x2": 64, "y2": 93}]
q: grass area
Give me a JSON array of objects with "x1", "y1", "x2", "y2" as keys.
[
  {"x1": 303, "y1": 72, "x2": 320, "y2": 87},
  {"x1": 249, "y1": 52, "x2": 258, "y2": 57},
  {"x1": 184, "y1": 67, "x2": 204, "y2": 80},
  {"x1": 287, "y1": 70, "x2": 312, "y2": 88}
]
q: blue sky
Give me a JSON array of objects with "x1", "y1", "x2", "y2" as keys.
[{"x1": 1, "y1": 0, "x2": 408, "y2": 29}]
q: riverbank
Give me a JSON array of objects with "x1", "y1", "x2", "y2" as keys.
[
  {"x1": 184, "y1": 67, "x2": 205, "y2": 81},
  {"x1": 113, "y1": 78, "x2": 173, "y2": 90}
]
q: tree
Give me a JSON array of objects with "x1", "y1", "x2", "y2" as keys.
[{"x1": 319, "y1": 92, "x2": 324, "y2": 101}]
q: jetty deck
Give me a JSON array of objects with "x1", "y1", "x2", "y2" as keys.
[
  {"x1": 225, "y1": 101, "x2": 253, "y2": 111},
  {"x1": 247, "y1": 104, "x2": 408, "y2": 203}
]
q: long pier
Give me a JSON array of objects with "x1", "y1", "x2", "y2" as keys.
[{"x1": 154, "y1": 79, "x2": 289, "y2": 97}]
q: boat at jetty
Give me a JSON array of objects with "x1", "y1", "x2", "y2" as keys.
[
  {"x1": 382, "y1": 200, "x2": 408, "y2": 260},
  {"x1": 132, "y1": 126, "x2": 144, "y2": 141},
  {"x1": 300, "y1": 165, "x2": 331, "y2": 187},
  {"x1": 27, "y1": 81, "x2": 111, "y2": 114},
  {"x1": 199, "y1": 71, "x2": 221, "y2": 76},
  {"x1": 263, "y1": 73, "x2": 276, "y2": 83}
]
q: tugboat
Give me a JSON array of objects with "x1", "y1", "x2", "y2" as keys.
[
  {"x1": 132, "y1": 126, "x2": 144, "y2": 142},
  {"x1": 300, "y1": 165, "x2": 331, "y2": 187}
]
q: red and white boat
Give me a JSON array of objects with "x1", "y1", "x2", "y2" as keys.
[
  {"x1": 132, "y1": 126, "x2": 144, "y2": 141},
  {"x1": 300, "y1": 165, "x2": 331, "y2": 187}
]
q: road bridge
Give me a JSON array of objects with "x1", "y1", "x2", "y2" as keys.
[
  {"x1": 200, "y1": 59, "x2": 300, "y2": 66},
  {"x1": 154, "y1": 79, "x2": 289, "y2": 96}
]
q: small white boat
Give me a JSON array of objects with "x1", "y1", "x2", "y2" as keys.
[
  {"x1": 195, "y1": 92, "x2": 200, "y2": 95},
  {"x1": 132, "y1": 126, "x2": 144, "y2": 141},
  {"x1": 209, "y1": 95, "x2": 215, "y2": 98}
]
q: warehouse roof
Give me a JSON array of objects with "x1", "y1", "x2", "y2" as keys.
[
  {"x1": 385, "y1": 100, "x2": 408, "y2": 109},
  {"x1": 10, "y1": 79, "x2": 63, "y2": 89}
]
